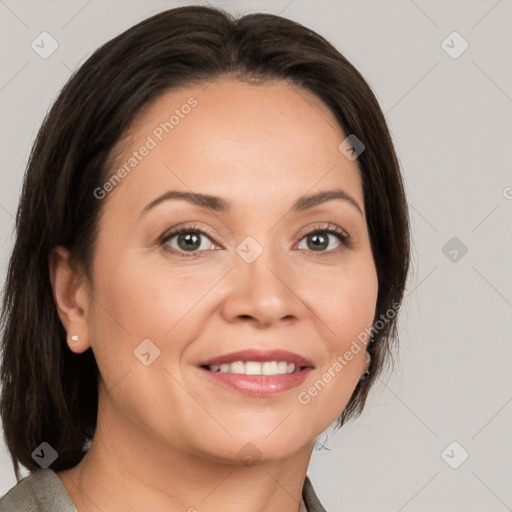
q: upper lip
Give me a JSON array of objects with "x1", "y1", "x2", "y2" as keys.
[{"x1": 198, "y1": 349, "x2": 314, "y2": 368}]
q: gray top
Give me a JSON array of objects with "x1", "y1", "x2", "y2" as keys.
[{"x1": 0, "y1": 469, "x2": 327, "y2": 511}]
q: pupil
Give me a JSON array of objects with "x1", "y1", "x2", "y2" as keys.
[
  {"x1": 309, "y1": 233, "x2": 327, "y2": 251},
  {"x1": 179, "y1": 232, "x2": 200, "y2": 251}
]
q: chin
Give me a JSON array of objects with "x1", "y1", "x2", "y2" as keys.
[{"x1": 198, "y1": 428, "x2": 315, "y2": 466}]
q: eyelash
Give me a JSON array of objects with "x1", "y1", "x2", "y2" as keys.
[{"x1": 160, "y1": 223, "x2": 352, "y2": 258}]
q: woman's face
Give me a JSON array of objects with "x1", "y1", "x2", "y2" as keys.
[{"x1": 78, "y1": 77, "x2": 378, "y2": 463}]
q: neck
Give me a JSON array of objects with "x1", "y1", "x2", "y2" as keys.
[{"x1": 56, "y1": 398, "x2": 313, "y2": 512}]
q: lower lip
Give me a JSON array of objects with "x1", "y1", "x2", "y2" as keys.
[{"x1": 199, "y1": 367, "x2": 313, "y2": 396}]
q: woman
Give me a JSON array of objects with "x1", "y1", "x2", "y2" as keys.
[{"x1": 0, "y1": 5, "x2": 410, "y2": 511}]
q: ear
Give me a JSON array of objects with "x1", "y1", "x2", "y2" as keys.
[
  {"x1": 363, "y1": 350, "x2": 371, "y2": 374},
  {"x1": 49, "y1": 246, "x2": 91, "y2": 354}
]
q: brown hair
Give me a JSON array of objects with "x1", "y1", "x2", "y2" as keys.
[{"x1": 0, "y1": 5, "x2": 410, "y2": 480}]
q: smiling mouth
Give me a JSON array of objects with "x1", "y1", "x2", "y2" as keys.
[
  {"x1": 197, "y1": 349, "x2": 314, "y2": 395},
  {"x1": 201, "y1": 361, "x2": 305, "y2": 375}
]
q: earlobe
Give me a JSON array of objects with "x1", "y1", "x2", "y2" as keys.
[
  {"x1": 360, "y1": 351, "x2": 371, "y2": 380},
  {"x1": 49, "y1": 246, "x2": 91, "y2": 354},
  {"x1": 67, "y1": 332, "x2": 88, "y2": 354}
]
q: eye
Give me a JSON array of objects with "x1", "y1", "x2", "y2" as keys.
[
  {"x1": 296, "y1": 224, "x2": 352, "y2": 254},
  {"x1": 160, "y1": 222, "x2": 352, "y2": 258},
  {"x1": 161, "y1": 224, "x2": 219, "y2": 257}
]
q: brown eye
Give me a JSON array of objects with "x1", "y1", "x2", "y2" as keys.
[
  {"x1": 304, "y1": 232, "x2": 330, "y2": 251},
  {"x1": 161, "y1": 225, "x2": 218, "y2": 257},
  {"x1": 296, "y1": 226, "x2": 352, "y2": 254},
  {"x1": 174, "y1": 231, "x2": 203, "y2": 251}
]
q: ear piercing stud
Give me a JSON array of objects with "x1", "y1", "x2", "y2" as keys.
[{"x1": 71, "y1": 334, "x2": 79, "y2": 342}]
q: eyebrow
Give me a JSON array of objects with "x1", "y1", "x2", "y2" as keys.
[{"x1": 141, "y1": 187, "x2": 363, "y2": 217}]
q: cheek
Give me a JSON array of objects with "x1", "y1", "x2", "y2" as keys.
[
  {"x1": 91, "y1": 250, "x2": 208, "y2": 339},
  {"x1": 303, "y1": 256, "x2": 378, "y2": 349},
  {"x1": 295, "y1": 263, "x2": 377, "y2": 422},
  {"x1": 336, "y1": 269, "x2": 378, "y2": 343},
  {"x1": 86, "y1": 250, "x2": 227, "y2": 391}
]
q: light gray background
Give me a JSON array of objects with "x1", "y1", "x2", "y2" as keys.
[{"x1": 1, "y1": 1, "x2": 511, "y2": 511}]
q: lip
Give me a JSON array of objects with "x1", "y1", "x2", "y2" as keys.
[
  {"x1": 197, "y1": 349, "x2": 314, "y2": 368},
  {"x1": 197, "y1": 349, "x2": 315, "y2": 396},
  {"x1": 198, "y1": 366, "x2": 313, "y2": 396}
]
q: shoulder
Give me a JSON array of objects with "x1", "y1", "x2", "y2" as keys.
[{"x1": 0, "y1": 469, "x2": 77, "y2": 512}]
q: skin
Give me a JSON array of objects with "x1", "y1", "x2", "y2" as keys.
[{"x1": 49, "y1": 77, "x2": 378, "y2": 512}]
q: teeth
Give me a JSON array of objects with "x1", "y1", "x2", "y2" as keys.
[
  {"x1": 277, "y1": 361, "x2": 288, "y2": 374},
  {"x1": 262, "y1": 361, "x2": 278, "y2": 375},
  {"x1": 208, "y1": 361, "x2": 298, "y2": 375},
  {"x1": 245, "y1": 361, "x2": 262, "y2": 375},
  {"x1": 230, "y1": 361, "x2": 245, "y2": 374}
]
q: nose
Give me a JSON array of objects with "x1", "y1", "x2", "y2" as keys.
[{"x1": 220, "y1": 242, "x2": 303, "y2": 328}]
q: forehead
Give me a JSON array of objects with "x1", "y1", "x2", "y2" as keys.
[{"x1": 103, "y1": 77, "x2": 364, "y2": 214}]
